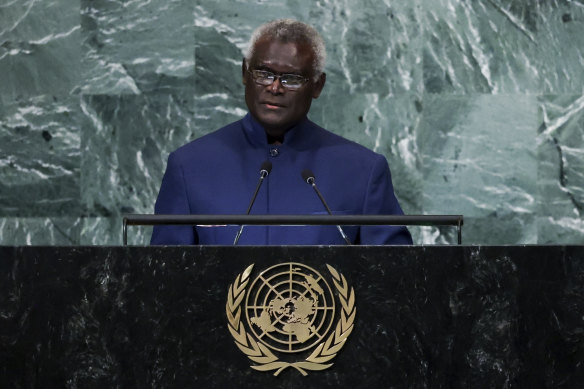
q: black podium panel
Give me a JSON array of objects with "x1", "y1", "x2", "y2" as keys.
[{"x1": 1, "y1": 246, "x2": 583, "y2": 388}]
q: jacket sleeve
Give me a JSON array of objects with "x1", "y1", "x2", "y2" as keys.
[
  {"x1": 150, "y1": 151, "x2": 198, "y2": 245},
  {"x1": 359, "y1": 155, "x2": 413, "y2": 245}
]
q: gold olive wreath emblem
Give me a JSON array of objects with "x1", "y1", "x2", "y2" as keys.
[{"x1": 226, "y1": 263, "x2": 356, "y2": 376}]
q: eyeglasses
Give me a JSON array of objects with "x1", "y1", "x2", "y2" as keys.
[{"x1": 247, "y1": 69, "x2": 309, "y2": 90}]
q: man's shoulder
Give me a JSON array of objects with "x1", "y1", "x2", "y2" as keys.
[
  {"x1": 171, "y1": 119, "x2": 243, "y2": 157},
  {"x1": 309, "y1": 121, "x2": 385, "y2": 162}
]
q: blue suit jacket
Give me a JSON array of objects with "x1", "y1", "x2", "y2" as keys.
[{"x1": 151, "y1": 114, "x2": 412, "y2": 245}]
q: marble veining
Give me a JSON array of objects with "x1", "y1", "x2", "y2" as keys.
[{"x1": 537, "y1": 94, "x2": 584, "y2": 243}]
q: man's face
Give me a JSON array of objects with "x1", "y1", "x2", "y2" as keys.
[{"x1": 243, "y1": 38, "x2": 325, "y2": 138}]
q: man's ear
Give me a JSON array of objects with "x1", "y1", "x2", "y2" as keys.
[
  {"x1": 242, "y1": 58, "x2": 247, "y2": 85},
  {"x1": 311, "y1": 72, "x2": 326, "y2": 99}
]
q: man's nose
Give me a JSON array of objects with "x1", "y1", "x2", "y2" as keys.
[{"x1": 268, "y1": 76, "x2": 285, "y2": 93}]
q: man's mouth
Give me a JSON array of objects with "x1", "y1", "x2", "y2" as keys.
[{"x1": 262, "y1": 101, "x2": 285, "y2": 109}]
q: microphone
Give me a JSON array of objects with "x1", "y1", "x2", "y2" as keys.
[
  {"x1": 301, "y1": 169, "x2": 352, "y2": 245},
  {"x1": 233, "y1": 161, "x2": 272, "y2": 245}
]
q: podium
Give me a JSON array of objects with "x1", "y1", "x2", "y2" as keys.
[{"x1": 1, "y1": 245, "x2": 583, "y2": 388}]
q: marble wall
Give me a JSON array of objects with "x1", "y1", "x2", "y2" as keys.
[{"x1": 0, "y1": 0, "x2": 583, "y2": 245}]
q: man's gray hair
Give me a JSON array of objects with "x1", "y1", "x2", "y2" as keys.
[{"x1": 245, "y1": 19, "x2": 326, "y2": 80}]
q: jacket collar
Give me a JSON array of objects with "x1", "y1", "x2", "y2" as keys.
[{"x1": 242, "y1": 113, "x2": 314, "y2": 149}]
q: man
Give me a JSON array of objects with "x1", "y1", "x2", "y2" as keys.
[{"x1": 151, "y1": 19, "x2": 412, "y2": 245}]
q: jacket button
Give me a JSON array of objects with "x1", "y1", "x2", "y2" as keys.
[{"x1": 269, "y1": 148, "x2": 279, "y2": 157}]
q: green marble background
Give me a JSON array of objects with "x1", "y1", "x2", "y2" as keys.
[{"x1": 1, "y1": 0, "x2": 583, "y2": 245}]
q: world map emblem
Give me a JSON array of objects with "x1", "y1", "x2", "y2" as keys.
[{"x1": 226, "y1": 262, "x2": 356, "y2": 376}]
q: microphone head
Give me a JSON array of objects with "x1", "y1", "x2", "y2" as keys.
[
  {"x1": 301, "y1": 169, "x2": 315, "y2": 184},
  {"x1": 260, "y1": 161, "x2": 272, "y2": 175}
]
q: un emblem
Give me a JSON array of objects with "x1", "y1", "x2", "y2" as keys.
[{"x1": 226, "y1": 262, "x2": 356, "y2": 376}]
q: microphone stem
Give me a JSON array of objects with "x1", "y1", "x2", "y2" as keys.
[
  {"x1": 234, "y1": 172, "x2": 267, "y2": 245},
  {"x1": 310, "y1": 183, "x2": 352, "y2": 245},
  {"x1": 310, "y1": 182, "x2": 332, "y2": 214},
  {"x1": 246, "y1": 172, "x2": 267, "y2": 214}
]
